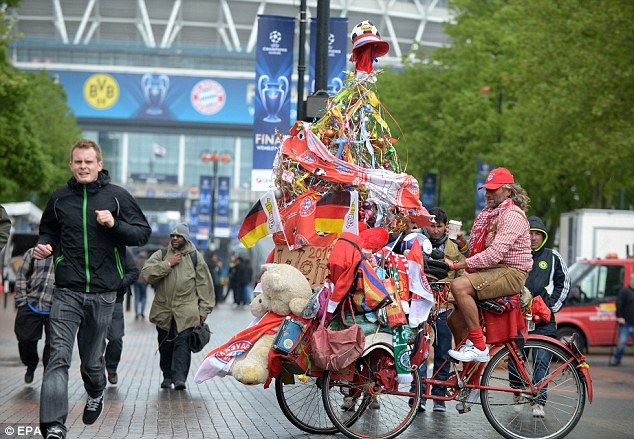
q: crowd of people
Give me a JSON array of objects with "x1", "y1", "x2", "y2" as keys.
[{"x1": 2, "y1": 140, "x2": 628, "y2": 439}]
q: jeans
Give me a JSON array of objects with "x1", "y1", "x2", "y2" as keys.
[
  {"x1": 105, "y1": 302, "x2": 125, "y2": 373},
  {"x1": 420, "y1": 311, "x2": 452, "y2": 398},
  {"x1": 508, "y1": 339, "x2": 553, "y2": 406},
  {"x1": 40, "y1": 288, "x2": 116, "y2": 432},
  {"x1": 157, "y1": 320, "x2": 193, "y2": 384},
  {"x1": 14, "y1": 305, "x2": 51, "y2": 371},
  {"x1": 134, "y1": 283, "x2": 147, "y2": 317},
  {"x1": 613, "y1": 323, "x2": 634, "y2": 364}
]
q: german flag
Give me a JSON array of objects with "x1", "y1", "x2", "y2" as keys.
[
  {"x1": 238, "y1": 191, "x2": 283, "y2": 248},
  {"x1": 315, "y1": 190, "x2": 359, "y2": 235}
]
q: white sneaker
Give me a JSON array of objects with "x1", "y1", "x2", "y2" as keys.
[
  {"x1": 341, "y1": 397, "x2": 356, "y2": 411},
  {"x1": 448, "y1": 341, "x2": 490, "y2": 363},
  {"x1": 532, "y1": 404, "x2": 545, "y2": 418},
  {"x1": 512, "y1": 394, "x2": 526, "y2": 412}
]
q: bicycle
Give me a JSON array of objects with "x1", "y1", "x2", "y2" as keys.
[{"x1": 319, "y1": 282, "x2": 593, "y2": 439}]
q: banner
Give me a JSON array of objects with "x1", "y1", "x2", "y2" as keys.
[
  {"x1": 309, "y1": 17, "x2": 349, "y2": 94},
  {"x1": 46, "y1": 70, "x2": 253, "y2": 125},
  {"x1": 475, "y1": 159, "x2": 494, "y2": 216},
  {"x1": 215, "y1": 176, "x2": 231, "y2": 238},
  {"x1": 197, "y1": 176, "x2": 213, "y2": 244},
  {"x1": 421, "y1": 173, "x2": 437, "y2": 209},
  {"x1": 252, "y1": 15, "x2": 296, "y2": 191}
]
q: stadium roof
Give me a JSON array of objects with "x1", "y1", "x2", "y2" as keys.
[{"x1": 8, "y1": 0, "x2": 454, "y2": 72}]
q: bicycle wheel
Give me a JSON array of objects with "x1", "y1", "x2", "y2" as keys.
[
  {"x1": 480, "y1": 339, "x2": 586, "y2": 439},
  {"x1": 275, "y1": 371, "x2": 339, "y2": 434},
  {"x1": 322, "y1": 349, "x2": 421, "y2": 439}
]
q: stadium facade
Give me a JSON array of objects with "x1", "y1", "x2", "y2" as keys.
[{"x1": 7, "y1": 0, "x2": 452, "y2": 248}]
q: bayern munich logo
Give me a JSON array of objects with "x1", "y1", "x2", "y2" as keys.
[
  {"x1": 191, "y1": 79, "x2": 226, "y2": 115},
  {"x1": 299, "y1": 196, "x2": 316, "y2": 217}
]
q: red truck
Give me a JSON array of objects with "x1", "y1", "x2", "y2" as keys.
[{"x1": 555, "y1": 256, "x2": 634, "y2": 352}]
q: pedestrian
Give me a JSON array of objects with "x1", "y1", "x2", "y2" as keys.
[
  {"x1": 447, "y1": 167, "x2": 532, "y2": 363},
  {"x1": 417, "y1": 207, "x2": 465, "y2": 412},
  {"x1": 209, "y1": 254, "x2": 225, "y2": 304},
  {"x1": 227, "y1": 255, "x2": 238, "y2": 303},
  {"x1": 33, "y1": 139, "x2": 151, "y2": 439},
  {"x1": 14, "y1": 247, "x2": 54, "y2": 384},
  {"x1": 105, "y1": 248, "x2": 139, "y2": 386},
  {"x1": 233, "y1": 256, "x2": 253, "y2": 308},
  {"x1": 142, "y1": 223, "x2": 215, "y2": 390},
  {"x1": 610, "y1": 273, "x2": 634, "y2": 367},
  {"x1": 0, "y1": 204, "x2": 10, "y2": 251},
  {"x1": 134, "y1": 250, "x2": 149, "y2": 319},
  {"x1": 521, "y1": 215, "x2": 570, "y2": 417}
]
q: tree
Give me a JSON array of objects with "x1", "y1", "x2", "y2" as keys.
[
  {"x1": 379, "y1": 0, "x2": 634, "y2": 233},
  {"x1": 0, "y1": 4, "x2": 81, "y2": 204}
]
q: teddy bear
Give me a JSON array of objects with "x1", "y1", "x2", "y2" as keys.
[{"x1": 229, "y1": 263, "x2": 313, "y2": 385}]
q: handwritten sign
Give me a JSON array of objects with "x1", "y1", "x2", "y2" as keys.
[{"x1": 270, "y1": 245, "x2": 331, "y2": 288}]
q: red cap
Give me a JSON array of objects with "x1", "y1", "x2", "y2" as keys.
[{"x1": 479, "y1": 167, "x2": 515, "y2": 190}]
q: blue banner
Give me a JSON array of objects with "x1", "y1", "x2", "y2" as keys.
[
  {"x1": 309, "y1": 17, "x2": 349, "y2": 94},
  {"x1": 197, "y1": 176, "x2": 213, "y2": 244},
  {"x1": 475, "y1": 159, "x2": 494, "y2": 216},
  {"x1": 45, "y1": 70, "x2": 254, "y2": 125},
  {"x1": 421, "y1": 173, "x2": 437, "y2": 209},
  {"x1": 251, "y1": 15, "x2": 296, "y2": 191},
  {"x1": 215, "y1": 176, "x2": 231, "y2": 238}
]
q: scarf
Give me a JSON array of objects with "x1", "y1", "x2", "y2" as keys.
[{"x1": 467, "y1": 198, "x2": 514, "y2": 266}]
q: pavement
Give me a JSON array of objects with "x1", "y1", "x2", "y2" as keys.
[{"x1": 1, "y1": 293, "x2": 633, "y2": 439}]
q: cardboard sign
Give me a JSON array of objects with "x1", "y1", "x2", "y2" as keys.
[{"x1": 270, "y1": 245, "x2": 331, "y2": 288}]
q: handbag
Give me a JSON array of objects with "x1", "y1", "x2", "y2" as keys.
[
  {"x1": 188, "y1": 323, "x2": 211, "y2": 353},
  {"x1": 311, "y1": 296, "x2": 366, "y2": 371}
]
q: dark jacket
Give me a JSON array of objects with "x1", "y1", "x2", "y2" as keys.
[
  {"x1": 616, "y1": 285, "x2": 634, "y2": 325},
  {"x1": 38, "y1": 171, "x2": 151, "y2": 293},
  {"x1": 117, "y1": 248, "x2": 140, "y2": 303},
  {"x1": 525, "y1": 216, "x2": 570, "y2": 336}
]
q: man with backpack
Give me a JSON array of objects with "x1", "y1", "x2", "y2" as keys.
[{"x1": 141, "y1": 223, "x2": 215, "y2": 390}]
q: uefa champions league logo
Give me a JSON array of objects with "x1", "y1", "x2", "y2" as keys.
[
  {"x1": 269, "y1": 30, "x2": 282, "y2": 44},
  {"x1": 258, "y1": 75, "x2": 289, "y2": 123},
  {"x1": 141, "y1": 74, "x2": 169, "y2": 115}
]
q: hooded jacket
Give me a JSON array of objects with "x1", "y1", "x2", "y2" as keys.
[
  {"x1": 525, "y1": 216, "x2": 570, "y2": 335},
  {"x1": 38, "y1": 171, "x2": 151, "y2": 293},
  {"x1": 143, "y1": 240, "x2": 215, "y2": 333}
]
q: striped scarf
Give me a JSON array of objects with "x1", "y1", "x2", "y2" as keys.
[{"x1": 468, "y1": 198, "x2": 514, "y2": 262}]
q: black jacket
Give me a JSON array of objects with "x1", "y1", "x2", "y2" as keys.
[
  {"x1": 616, "y1": 285, "x2": 634, "y2": 325},
  {"x1": 38, "y1": 171, "x2": 151, "y2": 293},
  {"x1": 525, "y1": 216, "x2": 570, "y2": 335}
]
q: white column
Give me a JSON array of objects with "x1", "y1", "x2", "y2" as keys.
[
  {"x1": 121, "y1": 132, "x2": 129, "y2": 184},
  {"x1": 178, "y1": 134, "x2": 186, "y2": 186}
]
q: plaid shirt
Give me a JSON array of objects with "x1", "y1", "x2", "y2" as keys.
[
  {"x1": 15, "y1": 248, "x2": 55, "y2": 313},
  {"x1": 466, "y1": 205, "x2": 532, "y2": 272}
]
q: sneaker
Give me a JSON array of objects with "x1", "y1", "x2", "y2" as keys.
[
  {"x1": 408, "y1": 397, "x2": 426, "y2": 412},
  {"x1": 609, "y1": 359, "x2": 621, "y2": 367},
  {"x1": 448, "y1": 341, "x2": 490, "y2": 363},
  {"x1": 173, "y1": 381, "x2": 187, "y2": 391},
  {"x1": 161, "y1": 378, "x2": 173, "y2": 389},
  {"x1": 341, "y1": 397, "x2": 356, "y2": 411},
  {"x1": 532, "y1": 404, "x2": 545, "y2": 418},
  {"x1": 108, "y1": 371, "x2": 118, "y2": 385},
  {"x1": 369, "y1": 397, "x2": 380, "y2": 409},
  {"x1": 82, "y1": 392, "x2": 104, "y2": 425},
  {"x1": 512, "y1": 394, "x2": 526, "y2": 412},
  {"x1": 46, "y1": 425, "x2": 66, "y2": 439},
  {"x1": 433, "y1": 401, "x2": 446, "y2": 412},
  {"x1": 24, "y1": 368, "x2": 35, "y2": 384}
]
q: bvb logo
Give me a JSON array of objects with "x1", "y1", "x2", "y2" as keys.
[{"x1": 84, "y1": 73, "x2": 119, "y2": 109}]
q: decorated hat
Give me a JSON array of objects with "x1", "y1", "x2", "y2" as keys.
[
  {"x1": 479, "y1": 167, "x2": 515, "y2": 190},
  {"x1": 350, "y1": 20, "x2": 390, "y2": 58}
]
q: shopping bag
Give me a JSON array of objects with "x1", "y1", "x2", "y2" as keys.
[
  {"x1": 350, "y1": 260, "x2": 392, "y2": 313},
  {"x1": 382, "y1": 277, "x2": 407, "y2": 328}
]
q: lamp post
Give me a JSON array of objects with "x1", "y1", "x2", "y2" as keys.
[{"x1": 201, "y1": 151, "x2": 231, "y2": 249}]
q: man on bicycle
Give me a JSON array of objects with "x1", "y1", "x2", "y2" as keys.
[{"x1": 446, "y1": 167, "x2": 532, "y2": 362}]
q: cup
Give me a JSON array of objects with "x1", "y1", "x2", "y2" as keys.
[{"x1": 447, "y1": 220, "x2": 462, "y2": 240}]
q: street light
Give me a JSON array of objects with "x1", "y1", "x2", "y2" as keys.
[{"x1": 201, "y1": 151, "x2": 231, "y2": 247}]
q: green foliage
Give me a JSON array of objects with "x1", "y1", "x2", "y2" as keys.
[
  {"x1": 0, "y1": 7, "x2": 81, "y2": 205},
  {"x1": 379, "y1": 0, "x2": 634, "y2": 233}
]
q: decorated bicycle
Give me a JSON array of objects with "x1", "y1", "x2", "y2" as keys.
[{"x1": 194, "y1": 21, "x2": 592, "y2": 439}]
